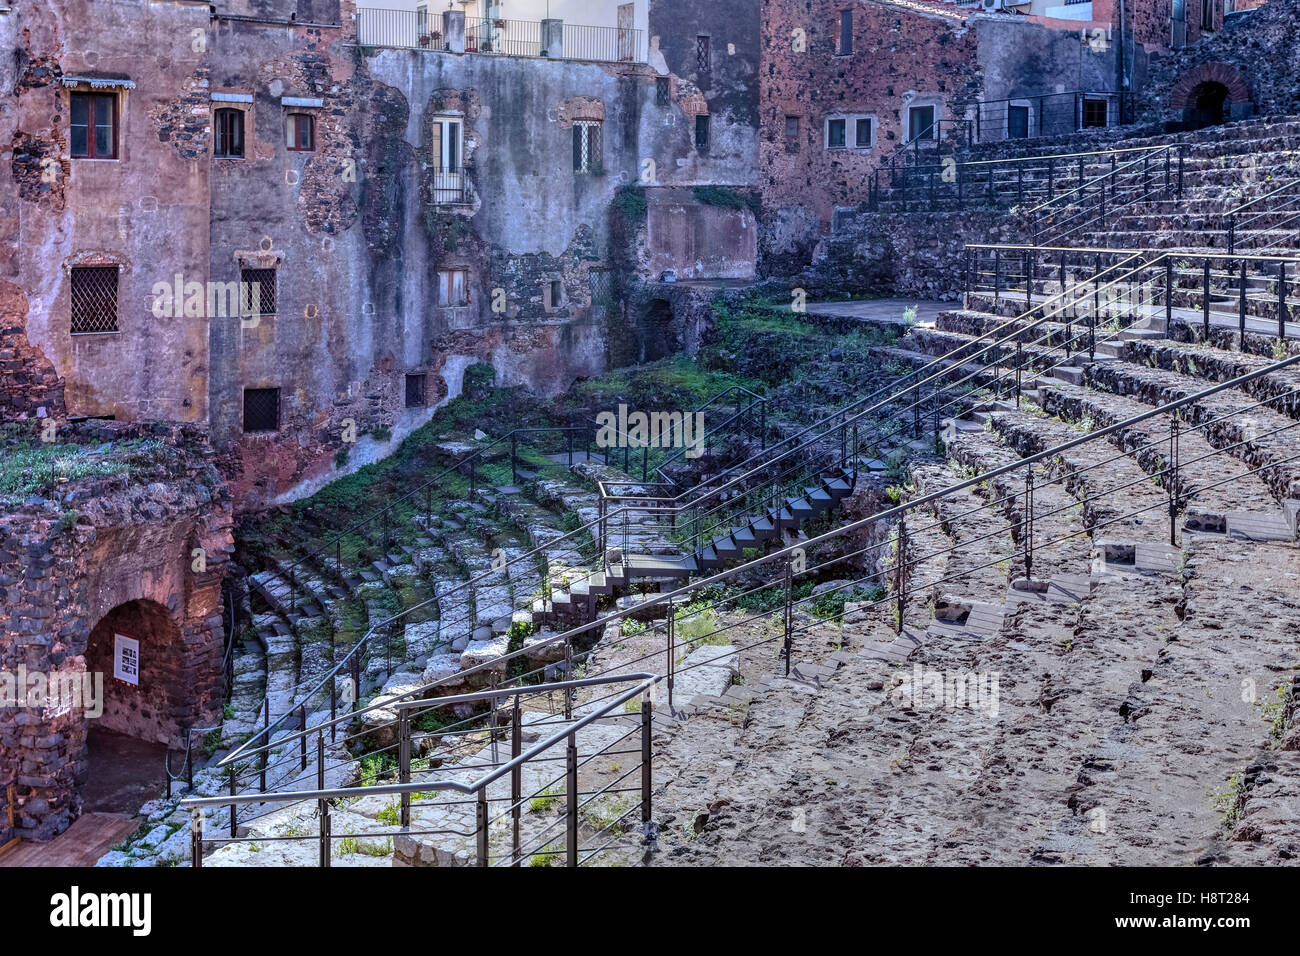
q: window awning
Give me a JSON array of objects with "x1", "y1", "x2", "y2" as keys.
[{"x1": 60, "y1": 74, "x2": 135, "y2": 90}]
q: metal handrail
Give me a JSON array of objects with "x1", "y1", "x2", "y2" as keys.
[
  {"x1": 220, "y1": 349, "x2": 1300, "y2": 785},
  {"x1": 182, "y1": 673, "x2": 657, "y2": 868}
]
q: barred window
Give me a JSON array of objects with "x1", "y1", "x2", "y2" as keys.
[
  {"x1": 70, "y1": 266, "x2": 119, "y2": 334},
  {"x1": 241, "y1": 268, "x2": 277, "y2": 317},
  {"x1": 573, "y1": 121, "x2": 602, "y2": 173},
  {"x1": 696, "y1": 35, "x2": 711, "y2": 84},
  {"x1": 214, "y1": 108, "x2": 245, "y2": 159},
  {"x1": 656, "y1": 77, "x2": 671, "y2": 107},
  {"x1": 405, "y1": 373, "x2": 426, "y2": 408},
  {"x1": 243, "y1": 387, "x2": 280, "y2": 433},
  {"x1": 695, "y1": 114, "x2": 711, "y2": 155}
]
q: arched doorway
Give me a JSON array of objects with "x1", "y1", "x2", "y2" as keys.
[
  {"x1": 1187, "y1": 81, "x2": 1229, "y2": 130},
  {"x1": 80, "y1": 599, "x2": 183, "y2": 813},
  {"x1": 1170, "y1": 62, "x2": 1252, "y2": 131}
]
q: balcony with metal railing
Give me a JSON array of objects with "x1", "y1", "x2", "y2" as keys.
[{"x1": 357, "y1": 8, "x2": 645, "y2": 64}]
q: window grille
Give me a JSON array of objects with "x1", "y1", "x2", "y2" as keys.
[{"x1": 70, "y1": 266, "x2": 119, "y2": 333}]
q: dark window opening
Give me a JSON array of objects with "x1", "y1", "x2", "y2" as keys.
[
  {"x1": 839, "y1": 10, "x2": 853, "y2": 54},
  {"x1": 70, "y1": 266, "x2": 119, "y2": 334},
  {"x1": 656, "y1": 77, "x2": 671, "y2": 107},
  {"x1": 70, "y1": 93, "x2": 117, "y2": 159},
  {"x1": 1081, "y1": 98, "x2": 1108, "y2": 128},
  {"x1": 1201, "y1": 0, "x2": 1215, "y2": 31},
  {"x1": 549, "y1": 279, "x2": 563, "y2": 308},
  {"x1": 785, "y1": 115, "x2": 800, "y2": 139},
  {"x1": 286, "y1": 112, "x2": 315, "y2": 151},
  {"x1": 826, "y1": 118, "x2": 846, "y2": 149},
  {"x1": 214, "y1": 108, "x2": 245, "y2": 159},
  {"x1": 243, "y1": 388, "x2": 280, "y2": 433},
  {"x1": 241, "y1": 268, "x2": 277, "y2": 317},
  {"x1": 909, "y1": 105, "x2": 935, "y2": 141},
  {"x1": 855, "y1": 117, "x2": 872, "y2": 148},
  {"x1": 695, "y1": 114, "x2": 710, "y2": 154},
  {"x1": 405, "y1": 373, "x2": 426, "y2": 408},
  {"x1": 1008, "y1": 104, "x2": 1030, "y2": 138},
  {"x1": 696, "y1": 35, "x2": 711, "y2": 84}
]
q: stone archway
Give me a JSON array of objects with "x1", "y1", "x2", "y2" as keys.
[
  {"x1": 79, "y1": 599, "x2": 185, "y2": 813},
  {"x1": 1169, "y1": 62, "x2": 1252, "y2": 129}
]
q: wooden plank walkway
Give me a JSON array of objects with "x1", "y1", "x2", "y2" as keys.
[{"x1": 0, "y1": 812, "x2": 138, "y2": 868}]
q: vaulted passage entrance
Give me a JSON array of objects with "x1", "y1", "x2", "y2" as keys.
[
  {"x1": 80, "y1": 599, "x2": 184, "y2": 814},
  {"x1": 1187, "y1": 81, "x2": 1229, "y2": 130}
]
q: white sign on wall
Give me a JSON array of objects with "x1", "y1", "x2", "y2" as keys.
[{"x1": 114, "y1": 633, "x2": 140, "y2": 686}]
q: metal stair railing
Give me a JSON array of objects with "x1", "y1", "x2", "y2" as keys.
[
  {"x1": 181, "y1": 673, "x2": 658, "y2": 868},
  {"x1": 208, "y1": 351, "x2": 1300, "y2": 840},
  {"x1": 870, "y1": 141, "x2": 1186, "y2": 218}
]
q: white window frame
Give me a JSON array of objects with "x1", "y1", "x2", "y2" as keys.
[{"x1": 825, "y1": 113, "x2": 877, "y2": 151}]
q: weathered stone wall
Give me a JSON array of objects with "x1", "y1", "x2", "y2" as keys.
[
  {"x1": 788, "y1": 205, "x2": 1022, "y2": 301},
  {"x1": 1137, "y1": 0, "x2": 1300, "y2": 123},
  {"x1": 758, "y1": 0, "x2": 981, "y2": 272},
  {"x1": 0, "y1": 421, "x2": 233, "y2": 840},
  {"x1": 5, "y1": 0, "x2": 214, "y2": 426}
]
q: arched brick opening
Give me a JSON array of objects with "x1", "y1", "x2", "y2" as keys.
[
  {"x1": 79, "y1": 599, "x2": 184, "y2": 813},
  {"x1": 1169, "y1": 62, "x2": 1253, "y2": 128}
]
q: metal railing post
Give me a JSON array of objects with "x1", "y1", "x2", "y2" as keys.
[
  {"x1": 1165, "y1": 258, "x2": 1173, "y2": 327},
  {"x1": 1023, "y1": 467, "x2": 1035, "y2": 580},
  {"x1": 511, "y1": 702, "x2": 522, "y2": 866},
  {"x1": 399, "y1": 708, "x2": 411, "y2": 828},
  {"x1": 318, "y1": 733, "x2": 330, "y2": 868},
  {"x1": 190, "y1": 807, "x2": 203, "y2": 868},
  {"x1": 229, "y1": 764, "x2": 237, "y2": 838},
  {"x1": 1167, "y1": 416, "x2": 1181, "y2": 547},
  {"x1": 1279, "y1": 261, "x2": 1288, "y2": 342},
  {"x1": 782, "y1": 559, "x2": 794, "y2": 676},
  {"x1": 641, "y1": 692, "x2": 653, "y2": 841},
  {"x1": 511, "y1": 434, "x2": 518, "y2": 484},
  {"x1": 566, "y1": 732, "x2": 579, "y2": 867},
  {"x1": 894, "y1": 516, "x2": 908, "y2": 635},
  {"x1": 259, "y1": 700, "x2": 268, "y2": 792},
  {"x1": 476, "y1": 789, "x2": 489, "y2": 867},
  {"x1": 1203, "y1": 258, "x2": 1212, "y2": 339},
  {"x1": 563, "y1": 639, "x2": 574, "y2": 720},
  {"x1": 1239, "y1": 258, "x2": 1248, "y2": 351},
  {"x1": 666, "y1": 596, "x2": 676, "y2": 708}
]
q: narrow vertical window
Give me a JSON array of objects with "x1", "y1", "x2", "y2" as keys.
[
  {"x1": 573, "y1": 121, "x2": 603, "y2": 173},
  {"x1": 405, "y1": 373, "x2": 426, "y2": 408},
  {"x1": 696, "y1": 35, "x2": 711, "y2": 85},
  {"x1": 855, "y1": 117, "x2": 873, "y2": 148},
  {"x1": 839, "y1": 10, "x2": 853, "y2": 54},
  {"x1": 695, "y1": 114, "x2": 711, "y2": 154},
  {"x1": 438, "y1": 269, "x2": 468, "y2": 307},
  {"x1": 285, "y1": 113, "x2": 315, "y2": 151},
  {"x1": 214, "y1": 108, "x2": 245, "y2": 158}
]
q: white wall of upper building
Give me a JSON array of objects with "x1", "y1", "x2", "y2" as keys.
[{"x1": 358, "y1": 0, "x2": 648, "y2": 37}]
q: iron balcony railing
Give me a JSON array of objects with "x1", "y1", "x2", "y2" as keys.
[
  {"x1": 427, "y1": 166, "x2": 473, "y2": 205},
  {"x1": 970, "y1": 91, "x2": 1135, "y2": 144},
  {"x1": 357, "y1": 9, "x2": 645, "y2": 64}
]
